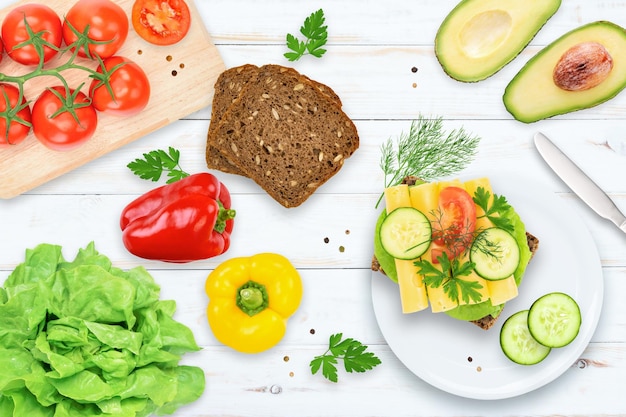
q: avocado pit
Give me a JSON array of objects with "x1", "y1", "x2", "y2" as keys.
[{"x1": 553, "y1": 42, "x2": 613, "y2": 91}]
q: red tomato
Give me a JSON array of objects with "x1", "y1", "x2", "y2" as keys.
[
  {"x1": 0, "y1": 84, "x2": 32, "y2": 147},
  {"x1": 131, "y1": 0, "x2": 191, "y2": 46},
  {"x1": 1, "y1": 4, "x2": 62, "y2": 65},
  {"x1": 32, "y1": 86, "x2": 98, "y2": 151},
  {"x1": 431, "y1": 186, "x2": 476, "y2": 263},
  {"x1": 89, "y1": 56, "x2": 150, "y2": 116},
  {"x1": 62, "y1": 0, "x2": 129, "y2": 59}
]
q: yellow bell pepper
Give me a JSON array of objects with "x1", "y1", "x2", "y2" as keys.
[{"x1": 205, "y1": 253, "x2": 303, "y2": 353}]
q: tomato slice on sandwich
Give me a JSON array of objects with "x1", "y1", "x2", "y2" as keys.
[{"x1": 431, "y1": 186, "x2": 476, "y2": 263}]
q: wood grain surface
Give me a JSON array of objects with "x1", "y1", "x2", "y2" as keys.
[
  {"x1": 1, "y1": 0, "x2": 626, "y2": 416},
  {"x1": 0, "y1": 0, "x2": 224, "y2": 198}
]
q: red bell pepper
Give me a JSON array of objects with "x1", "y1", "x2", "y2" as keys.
[{"x1": 120, "y1": 172, "x2": 236, "y2": 263}]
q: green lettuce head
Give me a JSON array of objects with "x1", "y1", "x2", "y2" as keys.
[{"x1": 0, "y1": 242, "x2": 205, "y2": 417}]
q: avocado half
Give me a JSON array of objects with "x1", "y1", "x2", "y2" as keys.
[
  {"x1": 504, "y1": 21, "x2": 626, "y2": 123},
  {"x1": 435, "y1": 0, "x2": 561, "y2": 82}
]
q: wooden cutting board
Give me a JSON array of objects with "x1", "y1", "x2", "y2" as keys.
[{"x1": 0, "y1": 0, "x2": 225, "y2": 198}]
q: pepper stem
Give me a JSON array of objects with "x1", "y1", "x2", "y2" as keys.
[
  {"x1": 237, "y1": 281, "x2": 269, "y2": 316},
  {"x1": 213, "y1": 200, "x2": 236, "y2": 234}
]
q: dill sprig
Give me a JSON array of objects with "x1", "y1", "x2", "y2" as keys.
[
  {"x1": 471, "y1": 232, "x2": 506, "y2": 265},
  {"x1": 377, "y1": 115, "x2": 480, "y2": 207},
  {"x1": 429, "y1": 207, "x2": 475, "y2": 258}
]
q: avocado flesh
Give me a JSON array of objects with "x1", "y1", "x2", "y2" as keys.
[
  {"x1": 504, "y1": 21, "x2": 626, "y2": 123},
  {"x1": 435, "y1": 0, "x2": 561, "y2": 82}
]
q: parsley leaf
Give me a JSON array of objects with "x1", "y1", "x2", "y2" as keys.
[
  {"x1": 284, "y1": 9, "x2": 328, "y2": 61},
  {"x1": 472, "y1": 187, "x2": 514, "y2": 232},
  {"x1": 415, "y1": 253, "x2": 484, "y2": 305},
  {"x1": 310, "y1": 333, "x2": 381, "y2": 382},
  {"x1": 127, "y1": 147, "x2": 190, "y2": 184}
]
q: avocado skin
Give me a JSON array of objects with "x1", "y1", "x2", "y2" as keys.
[
  {"x1": 435, "y1": 0, "x2": 561, "y2": 82},
  {"x1": 504, "y1": 21, "x2": 626, "y2": 123}
]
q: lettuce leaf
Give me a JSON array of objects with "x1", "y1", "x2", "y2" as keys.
[{"x1": 0, "y1": 242, "x2": 204, "y2": 417}]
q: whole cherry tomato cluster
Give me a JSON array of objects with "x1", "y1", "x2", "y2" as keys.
[{"x1": 0, "y1": 0, "x2": 151, "y2": 151}]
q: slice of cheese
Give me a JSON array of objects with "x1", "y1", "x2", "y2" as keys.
[
  {"x1": 419, "y1": 245, "x2": 459, "y2": 313},
  {"x1": 409, "y1": 182, "x2": 439, "y2": 218},
  {"x1": 463, "y1": 177, "x2": 518, "y2": 305},
  {"x1": 463, "y1": 177, "x2": 491, "y2": 229},
  {"x1": 409, "y1": 183, "x2": 459, "y2": 313},
  {"x1": 437, "y1": 179, "x2": 464, "y2": 192},
  {"x1": 384, "y1": 184, "x2": 429, "y2": 313},
  {"x1": 487, "y1": 276, "x2": 518, "y2": 305},
  {"x1": 457, "y1": 252, "x2": 490, "y2": 305}
]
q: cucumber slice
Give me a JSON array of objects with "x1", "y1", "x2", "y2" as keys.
[
  {"x1": 500, "y1": 310, "x2": 551, "y2": 365},
  {"x1": 528, "y1": 292, "x2": 581, "y2": 348},
  {"x1": 379, "y1": 207, "x2": 431, "y2": 260},
  {"x1": 470, "y1": 227, "x2": 520, "y2": 281}
]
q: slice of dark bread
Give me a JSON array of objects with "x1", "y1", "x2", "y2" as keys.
[
  {"x1": 207, "y1": 64, "x2": 258, "y2": 175},
  {"x1": 206, "y1": 64, "x2": 343, "y2": 176},
  {"x1": 207, "y1": 64, "x2": 359, "y2": 208}
]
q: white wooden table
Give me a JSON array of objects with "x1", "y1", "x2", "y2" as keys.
[{"x1": 1, "y1": 0, "x2": 626, "y2": 415}]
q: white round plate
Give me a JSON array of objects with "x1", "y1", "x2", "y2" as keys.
[{"x1": 371, "y1": 174, "x2": 604, "y2": 400}]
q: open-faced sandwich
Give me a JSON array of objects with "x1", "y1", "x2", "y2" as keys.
[{"x1": 372, "y1": 176, "x2": 539, "y2": 330}]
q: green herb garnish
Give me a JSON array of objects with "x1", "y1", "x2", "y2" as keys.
[
  {"x1": 127, "y1": 147, "x2": 190, "y2": 183},
  {"x1": 429, "y1": 207, "x2": 475, "y2": 257},
  {"x1": 284, "y1": 9, "x2": 328, "y2": 61},
  {"x1": 378, "y1": 115, "x2": 480, "y2": 207},
  {"x1": 471, "y1": 231, "x2": 506, "y2": 264},
  {"x1": 310, "y1": 333, "x2": 381, "y2": 382},
  {"x1": 473, "y1": 186, "x2": 514, "y2": 232},
  {"x1": 415, "y1": 252, "x2": 484, "y2": 305}
]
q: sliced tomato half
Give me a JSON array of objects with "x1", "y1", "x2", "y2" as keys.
[
  {"x1": 431, "y1": 186, "x2": 477, "y2": 263},
  {"x1": 131, "y1": 0, "x2": 191, "y2": 46}
]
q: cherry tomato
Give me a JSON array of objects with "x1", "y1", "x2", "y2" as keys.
[
  {"x1": 89, "y1": 56, "x2": 150, "y2": 116},
  {"x1": 131, "y1": 0, "x2": 191, "y2": 46},
  {"x1": 32, "y1": 86, "x2": 98, "y2": 151},
  {"x1": 1, "y1": 4, "x2": 62, "y2": 65},
  {"x1": 62, "y1": 0, "x2": 129, "y2": 59},
  {"x1": 0, "y1": 84, "x2": 32, "y2": 147},
  {"x1": 431, "y1": 186, "x2": 476, "y2": 263}
]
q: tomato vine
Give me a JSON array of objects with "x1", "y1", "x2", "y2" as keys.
[{"x1": 0, "y1": 0, "x2": 149, "y2": 150}]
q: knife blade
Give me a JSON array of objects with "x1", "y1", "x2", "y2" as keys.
[{"x1": 534, "y1": 131, "x2": 626, "y2": 233}]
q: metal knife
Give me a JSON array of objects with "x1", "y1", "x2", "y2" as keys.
[{"x1": 534, "y1": 131, "x2": 626, "y2": 233}]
